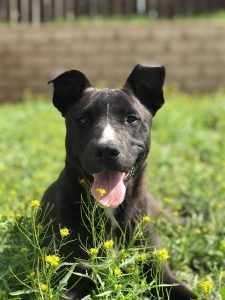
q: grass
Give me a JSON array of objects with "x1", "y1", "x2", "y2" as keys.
[
  {"x1": 54, "y1": 11, "x2": 225, "y2": 25},
  {"x1": 1, "y1": 10, "x2": 225, "y2": 27},
  {"x1": 174, "y1": 9, "x2": 225, "y2": 21},
  {"x1": 0, "y1": 87, "x2": 225, "y2": 299},
  {"x1": 59, "y1": 10, "x2": 225, "y2": 24}
]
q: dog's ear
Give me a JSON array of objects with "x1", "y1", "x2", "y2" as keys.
[
  {"x1": 123, "y1": 64, "x2": 165, "y2": 116},
  {"x1": 48, "y1": 70, "x2": 91, "y2": 116}
]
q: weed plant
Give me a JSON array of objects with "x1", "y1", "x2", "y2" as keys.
[
  {"x1": 0, "y1": 201, "x2": 78, "y2": 299},
  {"x1": 78, "y1": 181, "x2": 173, "y2": 300},
  {"x1": 0, "y1": 182, "x2": 172, "y2": 299}
]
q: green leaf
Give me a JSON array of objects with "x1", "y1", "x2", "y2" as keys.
[
  {"x1": 96, "y1": 273, "x2": 105, "y2": 289},
  {"x1": 96, "y1": 290, "x2": 112, "y2": 297},
  {"x1": 59, "y1": 263, "x2": 77, "y2": 287},
  {"x1": 221, "y1": 286, "x2": 225, "y2": 300},
  {"x1": 81, "y1": 296, "x2": 92, "y2": 300},
  {"x1": 9, "y1": 289, "x2": 33, "y2": 296}
]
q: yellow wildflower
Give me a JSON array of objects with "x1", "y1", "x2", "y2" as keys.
[
  {"x1": 15, "y1": 214, "x2": 22, "y2": 220},
  {"x1": 96, "y1": 187, "x2": 106, "y2": 197},
  {"x1": 104, "y1": 239, "x2": 114, "y2": 250},
  {"x1": 60, "y1": 227, "x2": 70, "y2": 238},
  {"x1": 216, "y1": 202, "x2": 223, "y2": 209},
  {"x1": 79, "y1": 178, "x2": 88, "y2": 187},
  {"x1": 142, "y1": 215, "x2": 154, "y2": 223},
  {"x1": 31, "y1": 200, "x2": 40, "y2": 208},
  {"x1": 20, "y1": 247, "x2": 28, "y2": 254},
  {"x1": 142, "y1": 215, "x2": 150, "y2": 223},
  {"x1": 40, "y1": 283, "x2": 48, "y2": 292},
  {"x1": 216, "y1": 175, "x2": 223, "y2": 183},
  {"x1": 89, "y1": 248, "x2": 99, "y2": 256},
  {"x1": 45, "y1": 254, "x2": 60, "y2": 267},
  {"x1": 154, "y1": 248, "x2": 169, "y2": 262},
  {"x1": 114, "y1": 284, "x2": 122, "y2": 290},
  {"x1": 163, "y1": 197, "x2": 173, "y2": 204},
  {"x1": 8, "y1": 212, "x2": 14, "y2": 219},
  {"x1": 201, "y1": 227, "x2": 208, "y2": 234},
  {"x1": 114, "y1": 267, "x2": 122, "y2": 276},
  {"x1": 28, "y1": 271, "x2": 35, "y2": 278},
  {"x1": 10, "y1": 189, "x2": 18, "y2": 197},
  {"x1": 173, "y1": 211, "x2": 179, "y2": 217},
  {"x1": 139, "y1": 253, "x2": 148, "y2": 262},
  {"x1": 200, "y1": 279, "x2": 213, "y2": 294},
  {"x1": 181, "y1": 265, "x2": 189, "y2": 272},
  {"x1": 129, "y1": 265, "x2": 137, "y2": 273},
  {"x1": 219, "y1": 240, "x2": 225, "y2": 251}
]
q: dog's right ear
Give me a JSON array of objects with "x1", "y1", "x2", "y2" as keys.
[
  {"x1": 123, "y1": 64, "x2": 165, "y2": 116},
  {"x1": 48, "y1": 70, "x2": 91, "y2": 117}
]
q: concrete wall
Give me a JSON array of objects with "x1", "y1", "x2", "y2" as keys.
[{"x1": 0, "y1": 23, "x2": 225, "y2": 102}]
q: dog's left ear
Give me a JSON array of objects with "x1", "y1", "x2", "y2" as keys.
[
  {"x1": 48, "y1": 70, "x2": 91, "y2": 117},
  {"x1": 123, "y1": 64, "x2": 165, "y2": 116}
]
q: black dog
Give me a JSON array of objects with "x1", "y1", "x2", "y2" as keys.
[{"x1": 42, "y1": 65, "x2": 196, "y2": 299}]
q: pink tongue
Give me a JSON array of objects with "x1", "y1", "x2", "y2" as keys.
[{"x1": 91, "y1": 171, "x2": 126, "y2": 208}]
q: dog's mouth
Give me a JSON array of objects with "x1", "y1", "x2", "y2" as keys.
[
  {"x1": 123, "y1": 166, "x2": 135, "y2": 182},
  {"x1": 90, "y1": 167, "x2": 135, "y2": 209}
]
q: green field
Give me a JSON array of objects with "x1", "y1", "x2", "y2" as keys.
[
  {"x1": 1, "y1": 9, "x2": 225, "y2": 27},
  {"x1": 0, "y1": 88, "x2": 225, "y2": 299}
]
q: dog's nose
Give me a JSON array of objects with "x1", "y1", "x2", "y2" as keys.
[{"x1": 94, "y1": 144, "x2": 120, "y2": 160}]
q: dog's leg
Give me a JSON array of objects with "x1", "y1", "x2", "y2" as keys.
[
  {"x1": 161, "y1": 266, "x2": 197, "y2": 300},
  {"x1": 144, "y1": 263, "x2": 196, "y2": 300}
]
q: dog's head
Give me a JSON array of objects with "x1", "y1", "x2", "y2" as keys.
[{"x1": 49, "y1": 64, "x2": 165, "y2": 208}]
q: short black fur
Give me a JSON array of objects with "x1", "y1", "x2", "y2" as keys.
[{"x1": 42, "y1": 65, "x2": 196, "y2": 300}]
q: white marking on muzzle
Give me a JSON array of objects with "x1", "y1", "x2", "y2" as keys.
[
  {"x1": 99, "y1": 102, "x2": 116, "y2": 143},
  {"x1": 100, "y1": 125, "x2": 116, "y2": 143}
]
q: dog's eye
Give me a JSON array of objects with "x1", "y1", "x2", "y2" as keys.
[
  {"x1": 126, "y1": 116, "x2": 138, "y2": 124},
  {"x1": 78, "y1": 116, "x2": 89, "y2": 124}
]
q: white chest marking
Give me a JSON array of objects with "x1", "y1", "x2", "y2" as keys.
[{"x1": 104, "y1": 208, "x2": 117, "y2": 229}]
